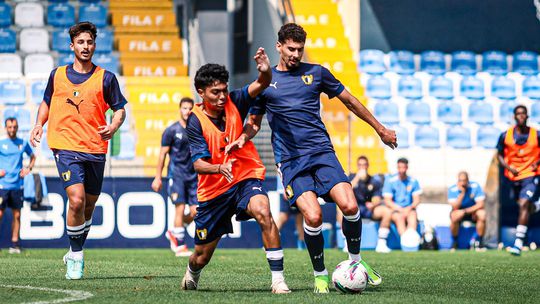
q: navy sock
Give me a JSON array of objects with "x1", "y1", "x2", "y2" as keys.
[
  {"x1": 81, "y1": 219, "x2": 92, "y2": 247},
  {"x1": 265, "y1": 248, "x2": 284, "y2": 271},
  {"x1": 303, "y1": 223, "x2": 326, "y2": 272},
  {"x1": 67, "y1": 223, "x2": 85, "y2": 252},
  {"x1": 342, "y1": 210, "x2": 362, "y2": 255}
]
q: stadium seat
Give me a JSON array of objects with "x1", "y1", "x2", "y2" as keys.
[
  {"x1": 52, "y1": 29, "x2": 71, "y2": 53},
  {"x1": 523, "y1": 76, "x2": 540, "y2": 100},
  {"x1": 96, "y1": 28, "x2": 113, "y2": 53},
  {"x1": 359, "y1": 49, "x2": 386, "y2": 75},
  {"x1": 460, "y1": 76, "x2": 485, "y2": 100},
  {"x1": 0, "y1": 80, "x2": 26, "y2": 105},
  {"x1": 512, "y1": 51, "x2": 539, "y2": 76},
  {"x1": 40, "y1": 133, "x2": 54, "y2": 159},
  {"x1": 116, "y1": 132, "x2": 136, "y2": 160},
  {"x1": 0, "y1": 28, "x2": 16, "y2": 53},
  {"x1": 530, "y1": 102, "x2": 540, "y2": 123},
  {"x1": 19, "y1": 28, "x2": 49, "y2": 53},
  {"x1": 47, "y1": 3, "x2": 75, "y2": 28},
  {"x1": 31, "y1": 80, "x2": 47, "y2": 105},
  {"x1": 94, "y1": 53, "x2": 119, "y2": 74},
  {"x1": 451, "y1": 51, "x2": 477, "y2": 75},
  {"x1": 14, "y1": 2, "x2": 44, "y2": 28},
  {"x1": 49, "y1": 0, "x2": 69, "y2": 3},
  {"x1": 373, "y1": 100, "x2": 400, "y2": 125},
  {"x1": 398, "y1": 76, "x2": 423, "y2": 100},
  {"x1": 414, "y1": 125, "x2": 440, "y2": 148},
  {"x1": 24, "y1": 54, "x2": 54, "y2": 78},
  {"x1": 366, "y1": 75, "x2": 391, "y2": 100},
  {"x1": 388, "y1": 50, "x2": 415, "y2": 75},
  {"x1": 491, "y1": 76, "x2": 516, "y2": 100},
  {"x1": 406, "y1": 101, "x2": 431, "y2": 124},
  {"x1": 0, "y1": 53, "x2": 22, "y2": 77},
  {"x1": 393, "y1": 125, "x2": 410, "y2": 148},
  {"x1": 499, "y1": 101, "x2": 517, "y2": 124},
  {"x1": 446, "y1": 126, "x2": 472, "y2": 149},
  {"x1": 79, "y1": 3, "x2": 108, "y2": 28},
  {"x1": 420, "y1": 50, "x2": 446, "y2": 75},
  {"x1": 0, "y1": 3, "x2": 12, "y2": 28},
  {"x1": 80, "y1": 0, "x2": 102, "y2": 3},
  {"x1": 476, "y1": 125, "x2": 501, "y2": 148},
  {"x1": 429, "y1": 76, "x2": 454, "y2": 100},
  {"x1": 437, "y1": 101, "x2": 462, "y2": 124},
  {"x1": 468, "y1": 102, "x2": 494, "y2": 124},
  {"x1": 482, "y1": 50, "x2": 508, "y2": 75},
  {"x1": 58, "y1": 53, "x2": 73, "y2": 66}
]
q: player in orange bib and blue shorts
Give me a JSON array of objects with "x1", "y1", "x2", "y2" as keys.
[
  {"x1": 497, "y1": 105, "x2": 540, "y2": 256},
  {"x1": 181, "y1": 50, "x2": 290, "y2": 294},
  {"x1": 29, "y1": 22, "x2": 127, "y2": 279}
]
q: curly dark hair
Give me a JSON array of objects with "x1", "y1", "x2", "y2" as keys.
[
  {"x1": 69, "y1": 21, "x2": 97, "y2": 42},
  {"x1": 513, "y1": 104, "x2": 528, "y2": 115},
  {"x1": 278, "y1": 23, "x2": 307, "y2": 43},
  {"x1": 194, "y1": 64, "x2": 229, "y2": 91}
]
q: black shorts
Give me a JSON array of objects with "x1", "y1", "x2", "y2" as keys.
[{"x1": 0, "y1": 189, "x2": 23, "y2": 210}]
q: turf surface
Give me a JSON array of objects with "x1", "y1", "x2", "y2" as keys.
[{"x1": 1, "y1": 249, "x2": 539, "y2": 303}]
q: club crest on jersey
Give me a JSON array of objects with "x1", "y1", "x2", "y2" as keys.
[
  {"x1": 73, "y1": 90, "x2": 81, "y2": 97},
  {"x1": 301, "y1": 74, "x2": 313, "y2": 85},
  {"x1": 285, "y1": 185, "x2": 294, "y2": 199},
  {"x1": 196, "y1": 228, "x2": 208, "y2": 240},
  {"x1": 62, "y1": 170, "x2": 71, "y2": 182},
  {"x1": 171, "y1": 192, "x2": 179, "y2": 201},
  {"x1": 175, "y1": 133, "x2": 183, "y2": 140}
]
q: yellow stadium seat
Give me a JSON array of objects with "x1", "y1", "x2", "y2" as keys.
[
  {"x1": 112, "y1": 11, "x2": 176, "y2": 27},
  {"x1": 122, "y1": 61, "x2": 187, "y2": 77}
]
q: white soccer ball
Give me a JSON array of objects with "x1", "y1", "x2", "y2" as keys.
[{"x1": 332, "y1": 260, "x2": 368, "y2": 294}]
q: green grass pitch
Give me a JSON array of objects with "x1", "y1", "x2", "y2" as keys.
[{"x1": 1, "y1": 249, "x2": 539, "y2": 303}]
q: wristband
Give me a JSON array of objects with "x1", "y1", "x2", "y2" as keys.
[{"x1": 217, "y1": 164, "x2": 221, "y2": 174}]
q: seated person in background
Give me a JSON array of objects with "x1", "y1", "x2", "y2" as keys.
[
  {"x1": 383, "y1": 158, "x2": 422, "y2": 236},
  {"x1": 448, "y1": 171, "x2": 487, "y2": 251}
]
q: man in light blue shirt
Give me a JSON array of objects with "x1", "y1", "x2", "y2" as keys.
[
  {"x1": 448, "y1": 171, "x2": 486, "y2": 251},
  {"x1": 383, "y1": 158, "x2": 422, "y2": 236},
  {"x1": 0, "y1": 118, "x2": 35, "y2": 253}
]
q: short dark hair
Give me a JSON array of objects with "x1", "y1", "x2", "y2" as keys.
[
  {"x1": 278, "y1": 23, "x2": 307, "y2": 43},
  {"x1": 194, "y1": 64, "x2": 229, "y2": 91},
  {"x1": 4, "y1": 117, "x2": 17, "y2": 126},
  {"x1": 180, "y1": 97, "x2": 194, "y2": 107},
  {"x1": 514, "y1": 104, "x2": 528, "y2": 115},
  {"x1": 357, "y1": 155, "x2": 368, "y2": 163},
  {"x1": 397, "y1": 157, "x2": 408, "y2": 165},
  {"x1": 69, "y1": 21, "x2": 97, "y2": 42}
]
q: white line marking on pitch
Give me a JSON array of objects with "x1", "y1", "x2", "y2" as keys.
[{"x1": 0, "y1": 285, "x2": 94, "y2": 304}]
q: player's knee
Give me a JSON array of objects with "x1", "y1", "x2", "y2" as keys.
[
  {"x1": 68, "y1": 200, "x2": 85, "y2": 215},
  {"x1": 340, "y1": 203, "x2": 359, "y2": 216},
  {"x1": 476, "y1": 209, "x2": 486, "y2": 221},
  {"x1": 303, "y1": 211, "x2": 322, "y2": 227},
  {"x1": 450, "y1": 212, "x2": 461, "y2": 222},
  {"x1": 254, "y1": 207, "x2": 273, "y2": 228}
]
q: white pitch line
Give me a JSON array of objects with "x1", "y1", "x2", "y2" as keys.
[{"x1": 0, "y1": 285, "x2": 94, "y2": 304}]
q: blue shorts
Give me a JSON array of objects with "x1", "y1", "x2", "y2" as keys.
[
  {"x1": 511, "y1": 176, "x2": 540, "y2": 202},
  {"x1": 168, "y1": 178, "x2": 198, "y2": 205},
  {"x1": 193, "y1": 178, "x2": 267, "y2": 245},
  {"x1": 0, "y1": 189, "x2": 23, "y2": 210},
  {"x1": 278, "y1": 152, "x2": 349, "y2": 206},
  {"x1": 279, "y1": 195, "x2": 299, "y2": 214},
  {"x1": 359, "y1": 204, "x2": 373, "y2": 219},
  {"x1": 53, "y1": 151, "x2": 105, "y2": 195}
]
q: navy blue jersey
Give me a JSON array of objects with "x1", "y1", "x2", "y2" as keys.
[
  {"x1": 186, "y1": 86, "x2": 255, "y2": 162},
  {"x1": 349, "y1": 174, "x2": 383, "y2": 207},
  {"x1": 162, "y1": 122, "x2": 197, "y2": 181},
  {"x1": 250, "y1": 63, "x2": 345, "y2": 163},
  {"x1": 497, "y1": 128, "x2": 540, "y2": 156}
]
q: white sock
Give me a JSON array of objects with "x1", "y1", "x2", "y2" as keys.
[
  {"x1": 271, "y1": 271, "x2": 284, "y2": 282},
  {"x1": 172, "y1": 227, "x2": 185, "y2": 240},
  {"x1": 514, "y1": 238, "x2": 524, "y2": 249},
  {"x1": 378, "y1": 227, "x2": 390, "y2": 240},
  {"x1": 69, "y1": 250, "x2": 83, "y2": 260},
  {"x1": 313, "y1": 269, "x2": 328, "y2": 276},
  {"x1": 188, "y1": 264, "x2": 201, "y2": 279},
  {"x1": 349, "y1": 253, "x2": 361, "y2": 261},
  {"x1": 516, "y1": 225, "x2": 527, "y2": 239}
]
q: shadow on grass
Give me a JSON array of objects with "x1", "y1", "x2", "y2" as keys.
[{"x1": 85, "y1": 275, "x2": 178, "y2": 280}]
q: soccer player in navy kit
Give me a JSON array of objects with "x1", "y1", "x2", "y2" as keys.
[
  {"x1": 226, "y1": 23, "x2": 397, "y2": 292},
  {"x1": 152, "y1": 97, "x2": 198, "y2": 257}
]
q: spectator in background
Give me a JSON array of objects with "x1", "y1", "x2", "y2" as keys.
[
  {"x1": 447, "y1": 171, "x2": 487, "y2": 251},
  {"x1": 383, "y1": 158, "x2": 422, "y2": 236},
  {"x1": 0, "y1": 118, "x2": 36, "y2": 253},
  {"x1": 275, "y1": 173, "x2": 304, "y2": 250}
]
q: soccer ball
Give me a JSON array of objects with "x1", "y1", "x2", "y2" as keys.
[{"x1": 332, "y1": 260, "x2": 368, "y2": 294}]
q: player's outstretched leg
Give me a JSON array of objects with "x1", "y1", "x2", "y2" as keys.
[
  {"x1": 64, "y1": 185, "x2": 88, "y2": 280},
  {"x1": 247, "y1": 194, "x2": 290, "y2": 294},
  {"x1": 510, "y1": 198, "x2": 532, "y2": 256},
  {"x1": 181, "y1": 238, "x2": 220, "y2": 290}
]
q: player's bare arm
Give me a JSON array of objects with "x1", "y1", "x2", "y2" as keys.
[
  {"x1": 20, "y1": 153, "x2": 36, "y2": 178},
  {"x1": 497, "y1": 152, "x2": 519, "y2": 176},
  {"x1": 30, "y1": 101, "x2": 51, "y2": 147},
  {"x1": 98, "y1": 108, "x2": 126, "y2": 141},
  {"x1": 337, "y1": 89, "x2": 397, "y2": 149},
  {"x1": 151, "y1": 146, "x2": 171, "y2": 192},
  {"x1": 247, "y1": 47, "x2": 272, "y2": 98},
  {"x1": 193, "y1": 158, "x2": 236, "y2": 183},
  {"x1": 225, "y1": 114, "x2": 264, "y2": 154}
]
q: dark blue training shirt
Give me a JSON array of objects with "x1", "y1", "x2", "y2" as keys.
[
  {"x1": 496, "y1": 127, "x2": 540, "y2": 157},
  {"x1": 162, "y1": 122, "x2": 197, "y2": 182},
  {"x1": 250, "y1": 63, "x2": 345, "y2": 164},
  {"x1": 186, "y1": 85, "x2": 255, "y2": 163},
  {"x1": 43, "y1": 63, "x2": 128, "y2": 162}
]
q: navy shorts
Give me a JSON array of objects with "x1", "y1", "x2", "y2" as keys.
[
  {"x1": 168, "y1": 178, "x2": 198, "y2": 205},
  {"x1": 359, "y1": 204, "x2": 373, "y2": 219},
  {"x1": 511, "y1": 176, "x2": 540, "y2": 202},
  {"x1": 278, "y1": 152, "x2": 349, "y2": 206},
  {"x1": 194, "y1": 178, "x2": 267, "y2": 245},
  {"x1": 53, "y1": 152, "x2": 105, "y2": 195},
  {"x1": 0, "y1": 189, "x2": 23, "y2": 210},
  {"x1": 279, "y1": 195, "x2": 299, "y2": 214}
]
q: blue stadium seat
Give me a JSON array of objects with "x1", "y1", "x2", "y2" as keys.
[
  {"x1": 482, "y1": 51, "x2": 507, "y2": 75},
  {"x1": 460, "y1": 76, "x2": 485, "y2": 100},
  {"x1": 429, "y1": 76, "x2": 453, "y2": 100},
  {"x1": 31, "y1": 80, "x2": 47, "y2": 105},
  {"x1": 96, "y1": 28, "x2": 113, "y2": 53},
  {"x1": 468, "y1": 102, "x2": 494, "y2": 124},
  {"x1": 406, "y1": 101, "x2": 431, "y2": 124},
  {"x1": 359, "y1": 49, "x2": 386, "y2": 75},
  {"x1": 499, "y1": 101, "x2": 517, "y2": 124},
  {"x1": 49, "y1": 0, "x2": 69, "y2": 3},
  {"x1": 414, "y1": 125, "x2": 440, "y2": 148},
  {"x1": 52, "y1": 29, "x2": 71, "y2": 53},
  {"x1": 420, "y1": 50, "x2": 446, "y2": 75},
  {"x1": 58, "y1": 53, "x2": 74, "y2": 66},
  {"x1": 451, "y1": 51, "x2": 477, "y2": 75},
  {"x1": 398, "y1": 76, "x2": 422, "y2": 100},
  {"x1": 80, "y1": 0, "x2": 102, "y2": 3},
  {"x1": 491, "y1": 76, "x2": 516, "y2": 100},
  {"x1": 0, "y1": 28, "x2": 16, "y2": 53},
  {"x1": 40, "y1": 133, "x2": 54, "y2": 159},
  {"x1": 374, "y1": 101, "x2": 399, "y2": 125},
  {"x1": 94, "y1": 53, "x2": 119, "y2": 74},
  {"x1": 366, "y1": 75, "x2": 391, "y2": 100},
  {"x1": 388, "y1": 50, "x2": 415, "y2": 75},
  {"x1": 512, "y1": 51, "x2": 539, "y2": 76},
  {"x1": 437, "y1": 101, "x2": 462, "y2": 124},
  {"x1": 523, "y1": 76, "x2": 540, "y2": 100},
  {"x1": 79, "y1": 3, "x2": 108, "y2": 28},
  {"x1": 446, "y1": 126, "x2": 472, "y2": 149},
  {"x1": 477, "y1": 125, "x2": 501, "y2": 149},
  {"x1": 531, "y1": 102, "x2": 540, "y2": 123},
  {"x1": 0, "y1": 2, "x2": 11, "y2": 28},
  {"x1": 0, "y1": 80, "x2": 26, "y2": 105},
  {"x1": 393, "y1": 125, "x2": 410, "y2": 149},
  {"x1": 47, "y1": 3, "x2": 75, "y2": 28},
  {"x1": 116, "y1": 132, "x2": 136, "y2": 160}
]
